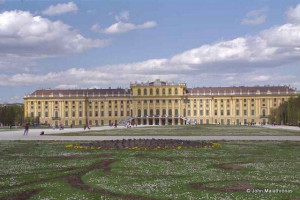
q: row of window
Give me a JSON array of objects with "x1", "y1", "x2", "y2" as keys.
[
  {"x1": 137, "y1": 99, "x2": 179, "y2": 104},
  {"x1": 31, "y1": 100, "x2": 131, "y2": 105},
  {"x1": 33, "y1": 104, "x2": 130, "y2": 110},
  {"x1": 50, "y1": 120, "x2": 106, "y2": 126},
  {"x1": 30, "y1": 97, "x2": 285, "y2": 106},
  {"x1": 32, "y1": 110, "x2": 131, "y2": 118},
  {"x1": 137, "y1": 88, "x2": 178, "y2": 96},
  {"x1": 137, "y1": 109, "x2": 179, "y2": 116}
]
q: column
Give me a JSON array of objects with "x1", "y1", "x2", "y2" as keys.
[
  {"x1": 172, "y1": 117, "x2": 175, "y2": 125},
  {"x1": 159, "y1": 117, "x2": 162, "y2": 125}
]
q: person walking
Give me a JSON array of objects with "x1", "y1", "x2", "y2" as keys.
[{"x1": 24, "y1": 124, "x2": 29, "y2": 136}]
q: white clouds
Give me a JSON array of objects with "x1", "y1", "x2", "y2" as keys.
[
  {"x1": 0, "y1": 96, "x2": 23, "y2": 104},
  {"x1": 170, "y1": 38, "x2": 250, "y2": 65},
  {"x1": 286, "y1": 3, "x2": 300, "y2": 23},
  {"x1": 42, "y1": 1, "x2": 78, "y2": 16},
  {"x1": 170, "y1": 22, "x2": 300, "y2": 67},
  {"x1": 1, "y1": 5, "x2": 300, "y2": 89},
  {"x1": 5, "y1": 15, "x2": 299, "y2": 87},
  {"x1": 55, "y1": 84, "x2": 78, "y2": 89},
  {"x1": 0, "y1": 10, "x2": 108, "y2": 71},
  {"x1": 115, "y1": 11, "x2": 130, "y2": 21},
  {"x1": 92, "y1": 11, "x2": 157, "y2": 34},
  {"x1": 262, "y1": 23, "x2": 300, "y2": 47},
  {"x1": 247, "y1": 75, "x2": 270, "y2": 82},
  {"x1": 93, "y1": 21, "x2": 157, "y2": 34},
  {"x1": 224, "y1": 73, "x2": 296, "y2": 86},
  {"x1": 241, "y1": 8, "x2": 267, "y2": 25},
  {"x1": 0, "y1": 11, "x2": 108, "y2": 55}
]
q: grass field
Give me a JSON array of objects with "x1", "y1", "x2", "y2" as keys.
[
  {"x1": 0, "y1": 140, "x2": 299, "y2": 200},
  {"x1": 52, "y1": 125, "x2": 300, "y2": 136}
]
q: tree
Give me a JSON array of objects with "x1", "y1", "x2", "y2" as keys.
[
  {"x1": 269, "y1": 95, "x2": 300, "y2": 126},
  {"x1": 0, "y1": 104, "x2": 24, "y2": 126}
]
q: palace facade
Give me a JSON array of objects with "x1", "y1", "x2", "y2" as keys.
[{"x1": 24, "y1": 79, "x2": 298, "y2": 126}]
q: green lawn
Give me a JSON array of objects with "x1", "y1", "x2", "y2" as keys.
[
  {"x1": 53, "y1": 125, "x2": 300, "y2": 136},
  {"x1": 0, "y1": 140, "x2": 299, "y2": 200}
]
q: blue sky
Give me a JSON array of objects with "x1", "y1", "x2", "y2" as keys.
[{"x1": 0, "y1": 0, "x2": 300, "y2": 103}]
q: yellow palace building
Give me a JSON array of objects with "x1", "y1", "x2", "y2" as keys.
[{"x1": 24, "y1": 79, "x2": 298, "y2": 126}]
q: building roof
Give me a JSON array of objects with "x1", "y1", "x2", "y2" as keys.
[
  {"x1": 30, "y1": 88, "x2": 130, "y2": 96},
  {"x1": 186, "y1": 86, "x2": 296, "y2": 95},
  {"x1": 26, "y1": 85, "x2": 297, "y2": 98}
]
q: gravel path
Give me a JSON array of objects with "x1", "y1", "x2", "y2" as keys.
[
  {"x1": 1, "y1": 125, "x2": 300, "y2": 141},
  {"x1": 260, "y1": 125, "x2": 300, "y2": 131}
]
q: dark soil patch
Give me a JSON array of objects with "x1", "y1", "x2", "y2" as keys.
[
  {"x1": 0, "y1": 189, "x2": 42, "y2": 200},
  {"x1": 0, "y1": 158, "x2": 114, "y2": 191},
  {"x1": 67, "y1": 174, "x2": 160, "y2": 200},
  {"x1": 220, "y1": 183, "x2": 254, "y2": 192},
  {"x1": 66, "y1": 159, "x2": 162, "y2": 200},
  {"x1": 1, "y1": 158, "x2": 161, "y2": 200},
  {"x1": 163, "y1": 157, "x2": 173, "y2": 162},
  {"x1": 216, "y1": 163, "x2": 244, "y2": 170}
]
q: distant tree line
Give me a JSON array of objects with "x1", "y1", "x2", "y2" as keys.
[
  {"x1": 0, "y1": 104, "x2": 24, "y2": 126},
  {"x1": 269, "y1": 95, "x2": 300, "y2": 126}
]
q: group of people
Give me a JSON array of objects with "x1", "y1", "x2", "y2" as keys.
[
  {"x1": 126, "y1": 121, "x2": 137, "y2": 128},
  {"x1": 84, "y1": 123, "x2": 91, "y2": 130},
  {"x1": 109, "y1": 122, "x2": 118, "y2": 128},
  {"x1": 51, "y1": 123, "x2": 65, "y2": 130}
]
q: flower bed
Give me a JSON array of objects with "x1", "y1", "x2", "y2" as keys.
[{"x1": 65, "y1": 139, "x2": 221, "y2": 150}]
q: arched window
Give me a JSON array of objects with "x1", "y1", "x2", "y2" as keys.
[
  {"x1": 138, "y1": 109, "x2": 141, "y2": 117},
  {"x1": 150, "y1": 88, "x2": 153, "y2": 95},
  {"x1": 175, "y1": 88, "x2": 178, "y2": 94},
  {"x1": 169, "y1": 88, "x2": 172, "y2": 94},
  {"x1": 138, "y1": 89, "x2": 141, "y2": 95},
  {"x1": 55, "y1": 111, "x2": 58, "y2": 118},
  {"x1": 144, "y1": 109, "x2": 147, "y2": 116},
  {"x1": 156, "y1": 109, "x2": 160, "y2": 115},
  {"x1": 168, "y1": 109, "x2": 172, "y2": 116},
  {"x1": 144, "y1": 88, "x2": 147, "y2": 95},
  {"x1": 262, "y1": 109, "x2": 266, "y2": 116},
  {"x1": 162, "y1": 88, "x2": 166, "y2": 95},
  {"x1": 150, "y1": 109, "x2": 153, "y2": 116},
  {"x1": 162, "y1": 109, "x2": 166, "y2": 115},
  {"x1": 175, "y1": 109, "x2": 178, "y2": 116},
  {"x1": 156, "y1": 88, "x2": 160, "y2": 95}
]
